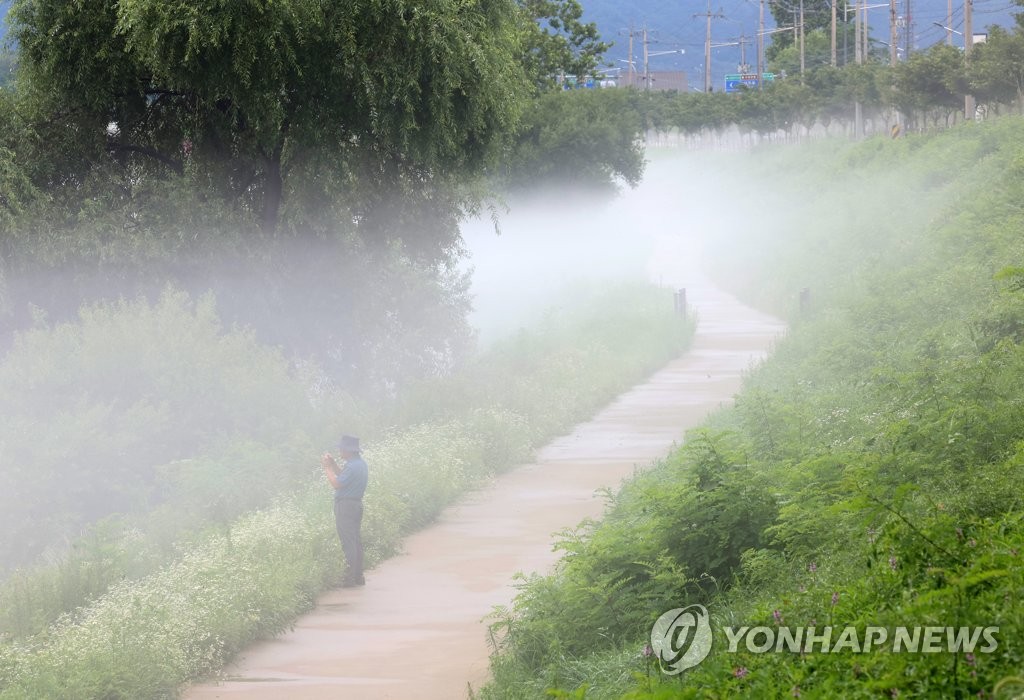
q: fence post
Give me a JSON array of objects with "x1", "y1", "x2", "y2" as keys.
[
  {"x1": 675, "y1": 288, "x2": 687, "y2": 320},
  {"x1": 799, "y1": 287, "x2": 810, "y2": 315}
]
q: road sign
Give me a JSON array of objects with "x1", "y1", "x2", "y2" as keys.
[{"x1": 724, "y1": 73, "x2": 776, "y2": 93}]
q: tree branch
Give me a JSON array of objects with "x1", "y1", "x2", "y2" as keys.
[{"x1": 105, "y1": 142, "x2": 184, "y2": 175}]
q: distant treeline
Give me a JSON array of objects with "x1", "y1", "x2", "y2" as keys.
[{"x1": 631, "y1": 15, "x2": 1024, "y2": 138}]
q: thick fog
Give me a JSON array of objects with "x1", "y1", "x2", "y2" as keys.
[{"x1": 460, "y1": 155, "x2": 741, "y2": 342}]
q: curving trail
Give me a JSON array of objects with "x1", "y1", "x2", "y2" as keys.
[{"x1": 184, "y1": 243, "x2": 784, "y2": 699}]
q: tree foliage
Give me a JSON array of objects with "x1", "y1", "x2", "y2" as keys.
[
  {"x1": 518, "y1": 0, "x2": 610, "y2": 89},
  {"x1": 767, "y1": 0, "x2": 851, "y2": 61},
  {"x1": 502, "y1": 88, "x2": 645, "y2": 191},
  {"x1": 892, "y1": 44, "x2": 966, "y2": 125},
  {"x1": 1, "y1": 0, "x2": 545, "y2": 397},
  {"x1": 969, "y1": 25, "x2": 1024, "y2": 112},
  {"x1": 10, "y1": 0, "x2": 529, "y2": 237}
]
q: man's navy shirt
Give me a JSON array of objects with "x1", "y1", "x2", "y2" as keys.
[{"x1": 334, "y1": 456, "x2": 368, "y2": 501}]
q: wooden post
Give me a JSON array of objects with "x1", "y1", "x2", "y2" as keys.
[{"x1": 676, "y1": 288, "x2": 688, "y2": 320}]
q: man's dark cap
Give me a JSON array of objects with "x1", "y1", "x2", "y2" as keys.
[{"x1": 337, "y1": 435, "x2": 360, "y2": 453}]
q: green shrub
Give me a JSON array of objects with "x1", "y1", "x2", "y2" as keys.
[
  {"x1": 0, "y1": 281, "x2": 693, "y2": 697},
  {"x1": 481, "y1": 118, "x2": 1024, "y2": 699}
]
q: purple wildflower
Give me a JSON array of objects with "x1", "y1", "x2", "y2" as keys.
[
  {"x1": 733, "y1": 666, "x2": 749, "y2": 679},
  {"x1": 831, "y1": 591, "x2": 840, "y2": 607}
]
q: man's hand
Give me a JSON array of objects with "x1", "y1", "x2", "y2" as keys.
[{"x1": 322, "y1": 453, "x2": 341, "y2": 488}]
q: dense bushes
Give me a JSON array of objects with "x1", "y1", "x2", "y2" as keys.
[
  {"x1": 481, "y1": 117, "x2": 1024, "y2": 698},
  {"x1": 0, "y1": 290, "x2": 327, "y2": 572}
]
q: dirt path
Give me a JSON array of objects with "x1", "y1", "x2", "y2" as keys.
[{"x1": 184, "y1": 258, "x2": 784, "y2": 699}]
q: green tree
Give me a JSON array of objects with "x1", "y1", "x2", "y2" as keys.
[
  {"x1": 767, "y1": 0, "x2": 849, "y2": 61},
  {"x1": 768, "y1": 28, "x2": 834, "y2": 78},
  {"x1": 501, "y1": 88, "x2": 644, "y2": 191},
  {"x1": 518, "y1": 0, "x2": 609, "y2": 89},
  {"x1": 0, "y1": 90, "x2": 38, "y2": 278},
  {"x1": 0, "y1": 49, "x2": 14, "y2": 88},
  {"x1": 10, "y1": 0, "x2": 529, "y2": 238},
  {"x1": 969, "y1": 25, "x2": 1024, "y2": 113},
  {"x1": 892, "y1": 44, "x2": 965, "y2": 127}
]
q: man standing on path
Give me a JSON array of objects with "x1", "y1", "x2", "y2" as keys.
[{"x1": 321, "y1": 435, "x2": 368, "y2": 587}]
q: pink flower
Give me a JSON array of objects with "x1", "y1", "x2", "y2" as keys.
[
  {"x1": 889, "y1": 556, "x2": 898, "y2": 571},
  {"x1": 808, "y1": 562, "x2": 817, "y2": 573},
  {"x1": 965, "y1": 652, "x2": 976, "y2": 667},
  {"x1": 733, "y1": 666, "x2": 749, "y2": 679},
  {"x1": 642, "y1": 643, "x2": 654, "y2": 658},
  {"x1": 773, "y1": 609, "x2": 783, "y2": 625},
  {"x1": 831, "y1": 591, "x2": 840, "y2": 607}
]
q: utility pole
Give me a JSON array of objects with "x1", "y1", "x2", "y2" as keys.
[
  {"x1": 890, "y1": 0, "x2": 898, "y2": 66},
  {"x1": 905, "y1": 0, "x2": 912, "y2": 58},
  {"x1": 831, "y1": 0, "x2": 838, "y2": 66},
  {"x1": 855, "y1": 0, "x2": 863, "y2": 137},
  {"x1": 855, "y1": 0, "x2": 862, "y2": 64},
  {"x1": 800, "y1": 0, "x2": 806, "y2": 75},
  {"x1": 704, "y1": 0, "x2": 713, "y2": 93},
  {"x1": 643, "y1": 25, "x2": 651, "y2": 90},
  {"x1": 738, "y1": 33, "x2": 750, "y2": 73},
  {"x1": 965, "y1": 0, "x2": 974, "y2": 119},
  {"x1": 758, "y1": 0, "x2": 766, "y2": 88},
  {"x1": 628, "y1": 25, "x2": 636, "y2": 87},
  {"x1": 946, "y1": 0, "x2": 953, "y2": 45},
  {"x1": 844, "y1": 1, "x2": 849, "y2": 64},
  {"x1": 861, "y1": 0, "x2": 870, "y2": 63},
  {"x1": 696, "y1": 0, "x2": 724, "y2": 93}
]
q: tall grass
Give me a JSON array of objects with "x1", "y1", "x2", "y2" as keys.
[
  {"x1": 480, "y1": 118, "x2": 1024, "y2": 699},
  {"x1": 0, "y1": 281, "x2": 693, "y2": 699}
]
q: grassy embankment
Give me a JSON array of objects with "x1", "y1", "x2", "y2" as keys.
[
  {"x1": 0, "y1": 282, "x2": 693, "y2": 699},
  {"x1": 482, "y1": 117, "x2": 1024, "y2": 699}
]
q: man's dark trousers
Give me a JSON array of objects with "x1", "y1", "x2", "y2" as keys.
[{"x1": 334, "y1": 498, "x2": 364, "y2": 584}]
